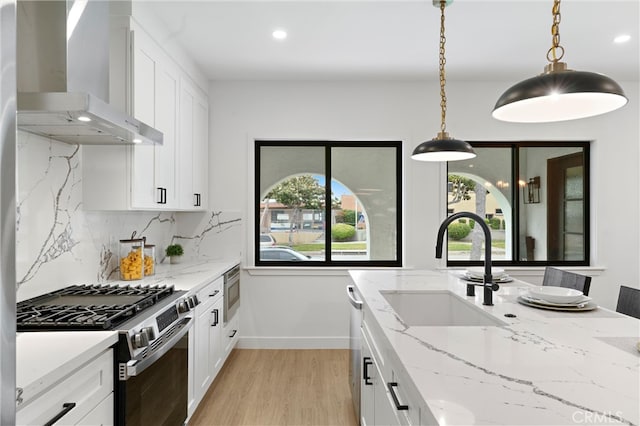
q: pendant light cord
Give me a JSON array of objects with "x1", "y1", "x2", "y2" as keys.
[
  {"x1": 547, "y1": 0, "x2": 565, "y2": 63},
  {"x1": 438, "y1": 0, "x2": 447, "y2": 135}
]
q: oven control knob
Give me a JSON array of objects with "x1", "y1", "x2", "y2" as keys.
[
  {"x1": 177, "y1": 300, "x2": 188, "y2": 313},
  {"x1": 133, "y1": 330, "x2": 150, "y2": 349},
  {"x1": 142, "y1": 326, "x2": 156, "y2": 341},
  {"x1": 186, "y1": 297, "x2": 195, "y2": 309},
  {"x1": 191, "y1": 295, "x2": 200, "y2": 307}
]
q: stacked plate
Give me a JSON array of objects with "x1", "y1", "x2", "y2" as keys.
[
  {"x1": 518, "y1": 286, "x2": 597, "y2": 311},
  {"x1": 459, "y1": 267, "x2": 513, "y2": 283}
]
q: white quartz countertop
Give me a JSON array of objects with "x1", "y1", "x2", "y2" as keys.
[
  {"x1": 349, "y1": 269, "x2": 640, "y2": 426},
  {"x1": 109, "y1": 258, "x2": 240, "y2": 293},
  {"x1": 16, "y1": 331, "x2": 118, "y2": 408}
]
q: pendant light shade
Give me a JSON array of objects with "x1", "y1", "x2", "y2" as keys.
[
  {"x1": 411, "y1": 0, "x2": 476, "y2": 163},
  {"x1": 411, "y1": 132, "x2": 476, "y2": 162},
  {"x1": 493, "y1": 1, "x2": 627, "y2": 123}
]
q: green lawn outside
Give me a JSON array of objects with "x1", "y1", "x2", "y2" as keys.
[
  {"x1": 448, "y1": 240, "x2": 505, "y2": 251},
  {"x1": 292, "y1": 242, "x2": 367, "y2": 251}
]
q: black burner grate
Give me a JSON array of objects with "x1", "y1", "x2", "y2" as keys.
[{"x1": 17, "y1": 284, "x2": 175, "y2": 331}]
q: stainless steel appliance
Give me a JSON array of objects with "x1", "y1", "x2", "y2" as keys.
[
  {"x1": 16, "y1": 1, "x2": 162, "y2": 146},
  {"x1": 16, "y1": 284, "x2": 198, "y2": 425},
  {"x1": 223, "y1": 264, "x2": 240, "y2": 324},
  {"x1": 347, "y1": 284, "x2": 364, "y2": 421}
]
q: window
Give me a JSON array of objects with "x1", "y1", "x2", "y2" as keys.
[
  {"x1": 446, "y1": 142, "x2": 590, "y2": 266},
  {"x1": 255, "y1": 140, "x2": 402, "y2": 266}
]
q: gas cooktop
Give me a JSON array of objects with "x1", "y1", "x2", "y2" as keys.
[{"x1": 16, "y1": 284, "x2": 176, "y2": 331}]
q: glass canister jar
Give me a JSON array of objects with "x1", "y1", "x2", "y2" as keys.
[
  {"x1": 119, "y1": 236, "x2": 145, "y2": 280},
  {"x1": 143, "y1": 243, "x2": 156, "y2": 276}
]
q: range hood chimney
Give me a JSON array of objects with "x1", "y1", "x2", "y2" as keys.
[{"x1": 17, "y1": 0, "x2": 162, "y2": 145}]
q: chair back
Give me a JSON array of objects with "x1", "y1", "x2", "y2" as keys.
[
  {"x1": 542, "y1": 267, "x2": 592, "y2": 296},
  {"x1": 616, "y1": 286, "x2": 640, "y2": 319}
]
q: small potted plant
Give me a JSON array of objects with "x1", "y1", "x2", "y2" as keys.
[{"x1": 166, "y1": 244, "x2": 184, "y2": 264}]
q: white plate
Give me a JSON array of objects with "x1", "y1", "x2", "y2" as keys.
[
  {"x1": 466, "y1": 267, "x2": 506, "y2": 279},
  {"x1": 527, "y1": 286, "x2": 584, "y2": 303},
  {"x1": 520, "y1": 293, "x2": 591, "y2": 307}
]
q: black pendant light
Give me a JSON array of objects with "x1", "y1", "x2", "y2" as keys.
[
  {"x1": 411, "y1": 0, "x2": 476, "y2": 163},
  {"x1": 493, "y1": 0, "x2": 628, "y2": 123}
]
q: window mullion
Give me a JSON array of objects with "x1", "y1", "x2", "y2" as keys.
[{"x1": 325, "y1": 144, "x2": 332, "y2": 263}]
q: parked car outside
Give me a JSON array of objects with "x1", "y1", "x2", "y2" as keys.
[
  {"x1": 260, "y1": 234, "x2": 276, "y2": 247},
  {"x1": 260, "y1": 247, "x2": 311, "y2": 261}
]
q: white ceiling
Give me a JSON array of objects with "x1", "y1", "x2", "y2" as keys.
[{"x1": 147, "y1": 0, "x2": 639, "y2": 82}]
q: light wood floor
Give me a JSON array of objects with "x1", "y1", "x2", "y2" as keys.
[{"x1": 189, "y1": 349, "x2": 358, "y2": 426}]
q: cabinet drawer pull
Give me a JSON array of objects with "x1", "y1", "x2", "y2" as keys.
[
  {"x1": 44, "y1": 402, "x2": 76, "y2": 426},
  {"x1": 363, "y1": 357, "x2": 373, "y2": 385},
  {"x1": 387, "y1": 382, "x2": 409, "y2": 411},
  {"x1": 229, "y1": 329, "x2": 237, "y2": 338},
  {"x1": 212, "y1": 309, "x2": 219, "y2": 326},
  {"x1": 209, "y1": 290, "x2": 220, "y2": 297}
]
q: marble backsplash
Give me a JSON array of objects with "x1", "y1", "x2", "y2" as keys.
[{"x1": 16, "y1": 132, "x2": 242, "y2": 301}]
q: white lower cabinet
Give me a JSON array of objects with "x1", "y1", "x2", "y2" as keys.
[
  {"x1": 190, "y1": 277, "x2": 224, "y2": 417},
  {"x1": 361, "y1": 320, "x2": 420, "y2": 426},
  {"x1": 17, "y1": 349, "x2": 114, "y2": 426},
  {"x1": 222, "y1": 312, "x2": 240, "y2": 357}
]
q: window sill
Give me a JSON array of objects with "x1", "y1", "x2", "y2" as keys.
[{"x1": 245, "y1": 266, "x2": 404, "y2": 276}]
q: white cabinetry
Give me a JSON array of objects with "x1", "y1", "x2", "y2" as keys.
[
  {"x1": 16, "y1": 349, "x2": 114, "y2": 426},
  {"x1": 189, "y1": 277, "x2": 224, "y2": 417},
  {"x1": 222, "y1": 311, "x2": 240, "y2": 357},
  {"x1": 361, "y1": 314, "x2": 420, "y2": 426},
  {"x1": 179, "y1": 77, "x2": 209, "y2": 210},
  {"x1": 83, "y1": 16, "x2": 207, "y2": 211},
  {"x1": 130, "y1": 21, "x2": 179, "y2": 209}
]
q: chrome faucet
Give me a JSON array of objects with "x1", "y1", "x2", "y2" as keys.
[{"x1": 435, "y1": 212, "x2": 499, "y2": 306}]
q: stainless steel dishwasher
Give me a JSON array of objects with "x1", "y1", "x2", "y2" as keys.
[{"x1": 347, "y1": 284, "x2": 364, "y2": 421}]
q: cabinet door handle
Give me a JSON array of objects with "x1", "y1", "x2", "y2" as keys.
[
  {"x1": 229, "y1": 329, "x2": 237, "y2": 338},
  {"x1": 44, "y1": 402, "x2": 76, "y2": 426},
  {"x1": 363, "y1": 357, "x2": 373, "y2": 385},
  {"x1": 157, "y1": 187, "x2": 167, "y2": 204},
  {"x1": 209, "y1": 290, "x2": 220, "y2": 297},
  {"x1": 212, "y1": 309, "x2": 219, "y2": 326},
  {"x1": 387, "y1": 382, "x2": 409, "y2": 411},
  {"x1": 194, "y1": 193, "x2": 201, "y2": 207}
]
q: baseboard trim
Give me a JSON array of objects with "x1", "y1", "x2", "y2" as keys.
[{"x1": 237, "y1": 336, "x2": 349, "y2": 349}]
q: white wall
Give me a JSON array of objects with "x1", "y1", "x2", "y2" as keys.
[{"x1": 208, "y1": 80, "x2": 639, "y2": 348}]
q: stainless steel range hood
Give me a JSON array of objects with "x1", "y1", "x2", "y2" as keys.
[{"x1": 17, "y1": 0, "x2": 162, "y2": 145}]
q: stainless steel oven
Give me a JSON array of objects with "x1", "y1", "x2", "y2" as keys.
[
  {"x1": 223, "y1": 264, "x2": 240, "y2": 324},
  {"x1": 116, "y1": 301, "x2": 194, "y2": 426}
]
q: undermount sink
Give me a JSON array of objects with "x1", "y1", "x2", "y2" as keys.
[{"x1": 381, "y1": 290, "x2": 506, "y2": 327}]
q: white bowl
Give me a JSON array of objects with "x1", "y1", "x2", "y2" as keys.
[
  {"x1": 467, "y1": 267, "x2": 506, "y2": 279},
  {"x1": 528, "y1": 286, "x2": 584, "y2": 303}
]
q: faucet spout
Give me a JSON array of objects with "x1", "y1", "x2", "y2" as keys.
[{"x1": 435, "y1": 212, "x2": 498, "y2": 306}]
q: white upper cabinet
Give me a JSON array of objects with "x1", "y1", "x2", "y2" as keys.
[
  {"x1": 83, "y1": 15, "x2": 207, "y2": 211},
  {"x1": 179, "y1": 77, "x2": 209, "y2": 210}
]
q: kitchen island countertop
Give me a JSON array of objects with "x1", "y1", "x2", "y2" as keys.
[{"x1": 350, "y1": 269, "x2": 640, "y2": 425}]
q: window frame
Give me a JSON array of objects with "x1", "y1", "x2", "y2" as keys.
[
  {"x1": 255, "y1": 140, "x2": 403, "y2": 267},
  {"x1": 446, "y1": 141, "x2": 591, "y2": 268}
]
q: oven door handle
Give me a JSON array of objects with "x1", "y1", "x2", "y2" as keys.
[{"x1": 125, "y1": 317, "x2": 193, "y2": 379}]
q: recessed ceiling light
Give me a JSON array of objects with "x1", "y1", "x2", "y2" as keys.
[
  {"x1": 614, "y1": 34, "x2": 631, "y2": 44},
  {"x1": 77, "y1": 115, "x2": 91, "y2": 122},
  {"x1": 272, "y1": 29, "x2": 287, "y2": 40}
]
